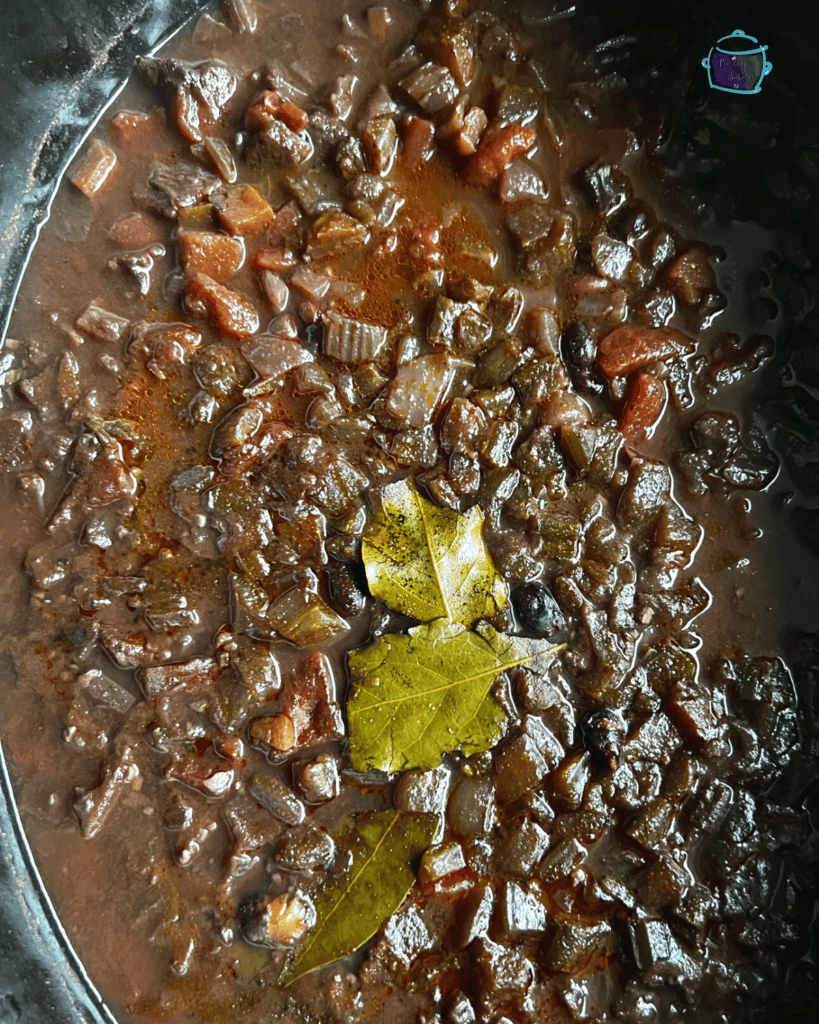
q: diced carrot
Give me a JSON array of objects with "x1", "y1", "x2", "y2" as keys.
[
  {"x1": 597, "y1": 325, "x2": 694, "y2": 378},
  {"x1": 400, "y1": 116, "x2": 435, "y2": 167},
  {"x1": 177, "y1": 230, "x2": 245, "y2": 281},
  {"x1": 109, "y1": 110, "x2": 155, "y2": 142},
  {"x1": 465, "y1": 122, "x2": 536, "y2": 188},
  {"x1": 619, "y1": 372, "x2": 667, "y2": 443},
  {"x1": 109, "y1": 213, "x2": 165, "y2": 249},
  {"x1": 254, "y1": 248, "x2": 298, "y2": 272},
  {"x1": 244, "y1": 90, "x2": 307, "y2": 133},
  {"x1": 188, "y1": 273, "x2": 259, "y2": 338},
  {"x1": 69, "y1": 139, "x2": 117, "y2": 198},
  {"x1": 275, "y1": 100, "x2": 309, "y2": 134},
  {"x1": 214, "y1": 185, "x2": 274, "y2": 237},
  {"x1": 245, "y1": 90, "x2": 283, "y2": 131}
]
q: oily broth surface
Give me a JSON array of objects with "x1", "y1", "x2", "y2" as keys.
[{"x1": 0, "y1": 2, "x2": 814, "y2": 1024}]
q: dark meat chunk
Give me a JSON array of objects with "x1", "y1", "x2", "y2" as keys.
[
  {"x1": 375, "y1": 903, "x2": 433, "y2": 970},
  {"x1": 474, "y1": 936, "x2": 534, "y2": 1002},
  {"x1": 212, "y1": 411, "x2": 293, "y2": 478},
  {"x1": 242, "y1": 333, "x2": 312, "y2": 379},
  {"x1": 549, "y1": 752, "x2": 591, "y2": 811},
  {"x1": 399, "y1": 62, "x2": 458, "y2": 114},
  {"x1": 144, "y1": 161, "x2": 221, "y2": 218},
  {"x1": 73, "y1": 745, "x2": 140, "y2": 838},
  {"x1": 166, "y1": 745, "x2": 235, "y2": 798},
  {"x1": 582, "y1": 162, "x2": 630, "y2": 217},
  {"x1": 629, "y1": 918, "x2": 698, "y2": 985},
  {"x1": 274, "y1": 822, "x2": 335, "y2": 872},
  {"x1": 194, "y1": 343, "x2": 250, "y2": 396},
  {"x1": 346, "y1": 173, "x2": 404, "y2": 227},
  {"x1": 249, "y1": 119, "x2": 314, "y2": 167},
  {"x1": 676, "y1": 411, "x2": 778, "y2": 495},
  {"x1": 107, "y1": 243, "x2": 165, "y2": 297},
  {"x1": 547, "y1": 920, "x2": 608, "y2": 973},
  {"x1": 567, "y1": 273, "x2": 627, "y2": 328},
  {"x1": 137, "y1": 57, "x2": 236, "y2": 142},
  {"x1": 49, "y1": 431, "x2": 137, "y2": 530},
  {"x1": 418, "y1": 840, "x2": 467, "y2": 884},
  {"x1": 496, "y1": 818, "x2": 549, "y2": 876},
  {"x1": 140, "y1": 656, "x2": 220, "y2": 698},
  {"x1": 0, "y1": 414, "x2": 34, "y2": 471},
  {"x1": 362, "y1": 115, "x2": 398, "y2": 175},
  {"x1": 618, "y1": 460, "x2": 671, "y2": 530},
  {"x1": 447, "y1": 775, "x2": 495, "y2": 836},
  {"x1": 664, "y1": 246, "x2": 716, "y2": 306},
  {"x1": 250, "y1": 652, "x2": 344, "y2": 756},
  {"x1": 432, "y1": 22, "x2": 478, "y2": 87},
  {"x1": 75, "y1": 302, "x2": 129, "y2": 343},
  {"x1": 129, "y1": 321, "x2": 202, "y2": 378},
  {"x1": 494, "y1": 735, "x2": 550, "y2": 805},
  {"x1": 385, "y1": 355, "x2": 456, "y2": 427},
  {"x1": 498, "y1": 881, "x2": 547, "y2": 936},
  {"x1": 400, "y1": 115, "x2": 436, "y2": 166}
]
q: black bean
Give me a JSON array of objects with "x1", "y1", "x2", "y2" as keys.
[
  {"x1": 512, "y1": 582, "x2": 564, "y2": 638},
  {"x1": 610, "y1": 200, "x2": 655, "y2": 248},
  {"x1": 581, "y1": 707, "x2": 626, "y2": 769},
  {"x1": 561, "y1": 319, "x2": 595, "y2": 369},
  {"x1": 570, "y1": 365, "x2": 605, "y2": 398},
  {"x1": 560, "y1": 320, "x2": 605, "y2": 397},
  {"x1": 327, "y1": 561, "x2": 368, "y2": 618},
  {"x1": 582, "y1": 162, "x2": 629, "y2": 217}
]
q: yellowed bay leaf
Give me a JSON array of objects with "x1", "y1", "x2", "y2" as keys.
[
  {"x1": 361, "y1": 477, "x2": 507, "y2": 627},
  {"x1": 347, "y1": 618, "x2": 564, "y2": 774},
  {"x1": 279, "y1": 809, "x2": 436, "y2": 986}
]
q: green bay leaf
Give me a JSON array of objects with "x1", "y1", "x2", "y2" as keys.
[
  {"x1": 361, "y1": 477, "x2": 507, "y2": 626},
  {"x1": 347, "y1": 618, "x2": 564, "y2": 774},
  {"x1": 279, "y1": 809, "x2": 436, "y2": 986}
]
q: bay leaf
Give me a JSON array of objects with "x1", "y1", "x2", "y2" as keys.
[
  {"x1": 362, "y1": 477, "x2": 506, "y2": 627},
  {"x1": 347, "y1": 618, "x2": 564, "y2": 774},
  {"x1": 279, "y1": 809, "x2": 436, "y2": 986}
]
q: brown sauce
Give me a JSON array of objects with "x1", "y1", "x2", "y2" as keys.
[{"x1": 0, "y1": 2, "x2": 817, "y2": 1023}]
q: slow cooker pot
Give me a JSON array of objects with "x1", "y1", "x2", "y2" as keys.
[{"x1": 1, "y1": 2, "x2": 818, "y2": 1023}]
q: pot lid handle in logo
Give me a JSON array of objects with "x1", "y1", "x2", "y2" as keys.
[{"x1": 717, "y1": 29, "x2": 767, "y2": 53}]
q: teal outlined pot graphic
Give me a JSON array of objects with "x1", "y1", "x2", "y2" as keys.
[{"x1": 703, "y1": 30, "x2": 772, "y2": 93}]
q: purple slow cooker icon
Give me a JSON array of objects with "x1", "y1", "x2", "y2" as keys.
[{"x1": 702, "y1": 29, "x2": 772, "y2": 93}]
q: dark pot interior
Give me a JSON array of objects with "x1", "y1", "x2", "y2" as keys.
[{"x1": 1, "y1": 1, "x2": 818, "y2": 1022}]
